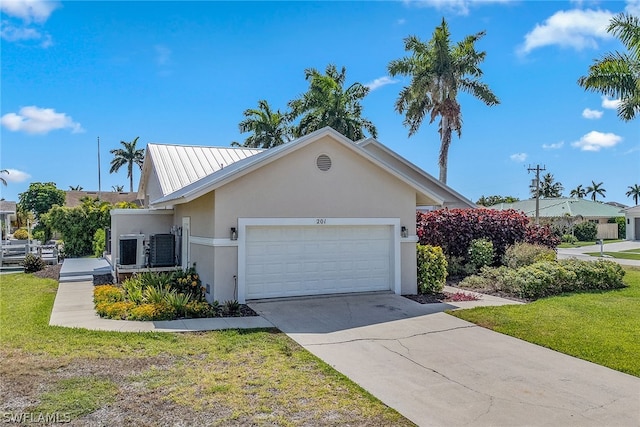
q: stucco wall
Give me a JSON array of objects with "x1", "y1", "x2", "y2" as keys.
[{"x1": 110, "y1": 209, "x2": 174, "y2": 265}]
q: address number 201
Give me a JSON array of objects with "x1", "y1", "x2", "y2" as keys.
[{"x1": 316, "y1": 218, "x2": 327, "y2": 225}]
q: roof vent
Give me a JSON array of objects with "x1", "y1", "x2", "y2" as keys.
[{"x1": 316, "y1": 154, "x2": 332, "y2": 172}]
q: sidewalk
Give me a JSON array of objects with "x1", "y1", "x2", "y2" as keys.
[{"x1": 557, "y1": 241, "x2": 640, "y2": 267}]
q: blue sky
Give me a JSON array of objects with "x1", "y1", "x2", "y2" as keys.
[{"x1": 1, "y1": 0, "x2": 638, "y2": 206}]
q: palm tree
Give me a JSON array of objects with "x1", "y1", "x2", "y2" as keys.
[
  {"x1": 578, "y1": 13, "x2": 640, "y2": 121},
  {"x1": 532, "y1": 173, "x2": 564, "y2": 198},
  {"x1": 110, "y1": 137, "x2": 145, "y2": 192},
  {"x1": 586, "y1": 181, "x2": 606, "y2": 201},
  {"x1": 112, "y1": 185, "x2": 125, "y2": 192},
  {"x1": 569, "y1": 184, "x2": 587, "y2": 199},
  {"x1": 626, "y1": 184, "x2": 640, "y2": 205},
  {"x1": 0, "y1": 169, "x2": 8, "y2": 186},
  {"x1": 69, "y1": 185, "x2": 83, "y2": 191},
  {"x1": 288, "y1": 64, "x2": 377, "y2": 140},
  {"x1": 388, "y1": 18, "x2": 499, "y2": 184},
  {"x1": 237, "y1": 100, "x2": 292, "y2": 148}
]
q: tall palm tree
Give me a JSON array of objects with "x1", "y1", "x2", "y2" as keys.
[
  {"x1": 388, "y1": 18, "x2": 499, "y2": 184},
  {"x1": 112, "y1": 185, "x2": 125, "y2": 192},
  {"x1": 288, "y1": 64, "x2": 377, "y2": 140},
  {"x1": 626, "y1": 184, "x2": 640, "y2": 205},
  {"x1": 0, "y1": 169, "x2": 8, "y2": 186},
  {"x1": 237, "y1": 100, "x2": 292, "y2": 148},
  {"x1": 578, "y1": 13, "x2": 640, "y2": 121},
  {"x1": 586, "y1": 180, "x2": 606, "y2": 201},
  {"x1": 532, "y1": 173, "x2": 563, "y2": 198},
  {"x1": 569, "y1": 184, "x2": 587, "y2": 199},
  {"x1": 69, "y1": 185, "x2": 83, "y2": 191},
  {"x1": 110, "y1": 137, "x2": 145, "y2": 192}
]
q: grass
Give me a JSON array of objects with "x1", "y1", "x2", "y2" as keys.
[
  {"x1": 450, "y1": 267, "x2": 640, "y2": 377},
  {"x1": 584, "y1": 251, "x2": 640, "y2": 260},
  {"x1": 557, "y1": 239, "x2": 623, "y2": 248},
  {"x1": 0, "y1": 273, "x2": 412, "y2": 426}
]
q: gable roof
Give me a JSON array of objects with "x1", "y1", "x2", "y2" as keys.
[
  {"x1": 147, "y1": 127, "x2": 474, "y2": 209},
  {"x1": 489, "y1": 198, "x2": 624, "y2": 218},
  {"x1": 65, "y1": 191, "x2": 142, "y2": 207},
  {"x1": 138, "y1": 144, "x2": 263, "y2": 200},
  {"x1": 357, "y1": 138, "x2": 476, "y2": 209}
]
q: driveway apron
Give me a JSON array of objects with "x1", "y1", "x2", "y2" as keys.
[{"x1": 250, "y1": 293, "x2": 640, "y2": 427}]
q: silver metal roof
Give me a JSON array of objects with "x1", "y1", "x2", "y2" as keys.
[{"x1": 147, "y1": 143, "x2": 263, "y2": 197}]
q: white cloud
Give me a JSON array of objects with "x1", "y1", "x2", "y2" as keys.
[
  {"x1": 510, "y1": 153, "x2": 527, "y2": 162},
  {"x1": 582, "y1": 108, "x2": 603, "y2": 119},
  {"x1": 626, "y1": 0, "x2": 640, "y2": 17},
  {"x1": 518, "y1": 9, "x2": 613, "y2": 55},
  {"x1": 571, "y1": 131, "x2": 622, "y2": 151},
  {"x1": 365, "y1": 76, "x2": 398, "y2": 91},
  {"x1": 0, "y1": 169, "x2": 31, "y2": 183},
  {"x1": 542, "y1": 141, "x2": 565, "y2": 150},
  {"x1": 1, "y1": 106, "x2": 84, "y2": 134},
  {"x1": 0, "y1": 0, "x2": 60, "y2": 23},
  {"x1": 402, "y1": 0, "x2": 510, "y2": 15},
  {"x1": 396, "y1": 18, "x2": 406, "y2": 25},
  {"x1": 601, "y1": 96, "x2": 621, "y2": 109},
  {"x1": 154, "y1": 44, "x2": 171, "y2": 65}
]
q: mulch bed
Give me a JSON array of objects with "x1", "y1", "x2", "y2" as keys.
[
  {"x1": 33, "y1": 263, "x2": 62, "y2": 280},
  {"x1": 404, "y1": 290, "x2": 481, "y2": 304}
]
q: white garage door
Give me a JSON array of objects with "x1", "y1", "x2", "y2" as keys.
[{"x1": 245, "y1": 225, "x2": 392, "y2": 299}]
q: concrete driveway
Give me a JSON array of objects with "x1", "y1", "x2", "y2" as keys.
[{"x1": 250, "y1": 293, "x2": 640, "y2": 427}]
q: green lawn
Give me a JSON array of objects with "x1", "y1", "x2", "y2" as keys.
[
  {"x1": 585, "y1": 251, "x2": 640, "y2": 260},
  {"x1": 450, "y1": 267, "x2": 640, "y2": 377},
  {"x1": 558, "y1": 239, "x2": 623, "y2": 248},
  {"x1": 0, "y1": 273, "x2": 412, "y2": 426}
]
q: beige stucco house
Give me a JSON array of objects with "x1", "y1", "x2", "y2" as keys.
[
  {"x1": 624, "y1": 205, "x2": 640, "y2": 240},
  {"x1": 110, "y1": 127, "x2": 474, "y2": 303}
]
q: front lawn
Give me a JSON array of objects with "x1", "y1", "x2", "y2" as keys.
[
  {"x1": 0, "y1": 273, "x2": 412, "y2": 426},
  {"x1": 584, "y1": 250, "x2": 640, "y2": 261},
  {"x1": 450, "y1": 267, "x2": 640, "y2": 377}
]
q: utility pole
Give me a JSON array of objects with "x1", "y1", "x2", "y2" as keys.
[
  {"x1": 97, "y1": 136, "x2": 102, "y2": 200},
  {"x1": 528, "y1": 164, "x2": 546, "y2": 225}
]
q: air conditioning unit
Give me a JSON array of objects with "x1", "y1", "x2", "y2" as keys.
[
  {"x1": 118, "y1": 234, "x2": 145, "y2": 267},
  {"x1": 149, "y1": 234, "x2": 175, "y2": 267}
]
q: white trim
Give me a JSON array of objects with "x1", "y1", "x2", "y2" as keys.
[
  {"x1": 190, "y1": 236, "x2": 238, "y2": 247},
  {"x1": 237, "y1": 217, "x2": 401, "y2": 303},
  {"x1": 111, "y1": 208, "x2": 173, "y2": 216}
]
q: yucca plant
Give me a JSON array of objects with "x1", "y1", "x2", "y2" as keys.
[
  {"x1": 143, "y1": 284, "x2": 172, "y2": 304},
  {"x1": 165, "y1": 292, "x2": 192, "y2": 318}
]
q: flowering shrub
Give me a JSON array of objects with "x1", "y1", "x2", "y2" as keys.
[
  {"x1": 94, "y1": 285, "x2": 124, "y2": 303},
  {"x1": 502, "y1": 242, "x2": 556, "y2": 269},
  {"x1": 170, "y1": 266, "x2": 203, "y2": 300},
  {"x1": 22, "y1": 253, "x2": 45, "y2": 273},
  {"x1": 467, "y1": 238, "x2": 494, "y2": 271}
]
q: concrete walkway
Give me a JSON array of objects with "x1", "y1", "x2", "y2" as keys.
[{"x1": 251, "y1": 293, "x2": 640, "y2": 427}]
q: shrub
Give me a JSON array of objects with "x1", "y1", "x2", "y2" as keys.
[
  {"x1": 502, "y1": 242, "x2": 556, "y2": 269},
  {"x1": 459, "y1": 266, "x2": 517, "y2": 295},
  {"x1": 511, "y1": 262, "x2": 576, "y2": 299},
  {"x1": 416, "y1": 244, "x2": 448, "y2": 294},
  {"x1": 143, "y1": 284, "x2": 172, "y2": 304},
  {"x1": 525, "y1": 224, "x2": 560, "y2": 248},
  {"x1": 186, "y1": 301, "x2": 218, "y2": 318},
  {"x1": 467, "y1": 238, "x2": 494, "y2": 271},
  {"x1": 574, "y1": 222, "x2": 597, "y2": 242},
  {"x1": 122, "y1": 277, "x2": 144, "y2": 304},
  {"x1": 170, "y1": 266, "x2": 203, "y2": 300},
  {"x1": 222, "y1": 300, "x2": 241, "y2": 316},
  {"x1": 561, "y1": 234, "x2": 577, "y2": 244},
  {"x1": 13, "y1": 228, "x2": 29, "y2": 240},
  {"x1": 32, "y1": 230, "x2": 45, "y2": 243},
  {"x1": 445, "y1": 255, "x2": 467, "y2": 278},
  {"x1": 137, "y1": 271, "x2": 172, "y2": 289},
  {"x1": 22, "y1": 253, "x2": 45, "y2": 273},
  {"x1": 93, "y1": 228, "x2": 106, "y2": 258},
  {"x1": 165, "y1": 291, "x2": 192, "y2": 318},
  {"x1": 101, "y1": 301, "x2": 136, "y2": 319},
  {"x1": 127, "y1": 303, "x2": 158, "y2": 321},
  {"x1": 558, "y1": 259, "x2": 625, "y2": 291}
]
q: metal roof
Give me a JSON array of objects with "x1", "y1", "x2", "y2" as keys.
[
  {"x1": 147, "y1": 144, "x2": 263, "y2": 197},
  {"x1": 489, "y1": 198, "x2": 624, "y2": 218}
]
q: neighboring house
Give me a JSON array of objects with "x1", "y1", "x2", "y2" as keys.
[
  {"x1": 489, "y1": 198, "x2": 625, "y2": 239},
  {"x1": 65, "y1": 191, "x2": 142, "y2": 207},
  {"x1": 624, "y1": 205, "x2": 640, "y2": 240},
  {"x1": 110, "y1": 127, "x2": 474, "y2": 303},
  {"x1": 0, "y1": 201, "x2": 17, "y2": 239}
]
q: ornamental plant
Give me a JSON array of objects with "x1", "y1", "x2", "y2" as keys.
[{"x1": 416, "y1": 244, "x2": 448, "y2": 294}]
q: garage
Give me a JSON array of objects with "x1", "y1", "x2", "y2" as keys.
[{"x1": 243, "y1": 224, "x2": 393, "y2": 300}]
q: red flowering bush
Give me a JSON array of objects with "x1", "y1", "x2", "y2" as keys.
[{"x1": 416, "y1": 208, "x2": 559, "y2": 262}]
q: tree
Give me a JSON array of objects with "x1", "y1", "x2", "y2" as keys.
[
  {"x1": 626, "y1": 183, "x2": 640, "y2": 205},
  {"x1": 476, "y1": 195, "x2": 519, "y2": 207},
  {"x1": 237, "y1": 100, "x2": 292, "y2": 148},
  {"x1": 578, "y1": 13, "x2": 640, "y2": 121},
  {"x1": 110, "y1": 136, "x2": 145, "y2": 192},
  {"x1": 586, "y1": 180, "x2": 606, "y2": 201},
  {"x1": 18, "y1": 182, "x2": 65, "y2": 220},
  {"x1": 532, "y1": 173, "x2": 563, "y2": 198},
  {"x1": 388, "y1": 18, "x2": 499, "y2": 184},
  {"x1": 569, "y1": 184, "x2": 587, "y2": 199},
  {"x1": 288, "y1": 64, "x2": 377, "y2": 140},
  {"x1": 112, "y1": 185, "x2": 125, "y2": 192},
  {"x1": 0, "y1": 169, "x2": 8, "y2": 186},
  {"x1": 69, "y1": 185, "x2": 83, "y2": 191}
]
